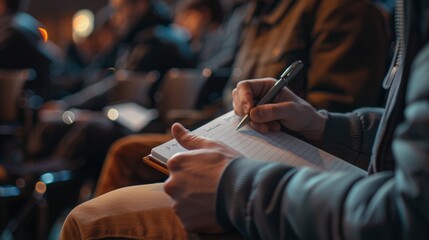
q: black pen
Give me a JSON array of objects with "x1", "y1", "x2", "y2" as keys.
[{"x1": 236, "y1": 60, "x2": 304, "y2": 130}]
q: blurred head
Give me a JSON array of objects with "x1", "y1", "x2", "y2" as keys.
[
  {"x1": 92, "y1": 6, "x2": 118, "y2": 54},
  {"x1": 93, "y1": 20, "x2": 117, "y2": 54},
  {"x1": 174, "y1": 0, "x2": 224, "y2": 39},
  {"x1": 109, "y1": 0, "x2": 150, "y2": 35}
]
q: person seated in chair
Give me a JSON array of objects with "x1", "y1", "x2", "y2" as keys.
[
  {"x1": 60, "y1": 0, "x2": 429, "y2": 238},
  {"x1": 93, "y1": 0, "x2": 391, "y2": 196}
]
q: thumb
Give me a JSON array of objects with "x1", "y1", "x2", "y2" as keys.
[{"x1": 171, "y1": 123, "x2": 210, "y2": 150}]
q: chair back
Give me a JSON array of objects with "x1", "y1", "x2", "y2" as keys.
[
  {"x1": 109, "y1": 70, "x2": 159, "y2": 106},
  {"x1": 0, "y1": 69, "x2": 30, "y2": 122},
  {"x1": 154, "y1": 68, "x2": 210, "y2": 118}
]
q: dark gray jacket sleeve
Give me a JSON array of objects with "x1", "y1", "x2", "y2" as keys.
[
  {"x1": 318, "y1": 108, "x2": 384, "y2": 169},
  {"x1": 215, "y1": 44, "x2": 429, "y2": 240}
]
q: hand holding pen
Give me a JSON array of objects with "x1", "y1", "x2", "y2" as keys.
[{"x1": 236, "y1": 60, "x2": 304, "y2": 130}]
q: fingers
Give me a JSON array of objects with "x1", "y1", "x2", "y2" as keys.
[
  {"x1": 167, "y1": 149, "x2": 207, "y2": 172},
  {"x1": 250, "y1": 121, "x2": 282, "y2": 133},
  {"x1": 232, "y1": 78, "x2": 277, "y2": 116},
  {"x1": 249, "y1": 102, "x2": 293, "y2": 123}
]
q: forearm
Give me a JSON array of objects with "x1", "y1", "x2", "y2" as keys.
[
  {"x1": 216, "y1": 158, "x2": 363, "y2": 240},
  {"x1": 216, "y1": 155, "x2": 428, "y2": 240}
]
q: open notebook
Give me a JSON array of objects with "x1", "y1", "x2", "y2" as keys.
[{"x1": 144, "y1": 111, "x2": 366, "y2": 176}]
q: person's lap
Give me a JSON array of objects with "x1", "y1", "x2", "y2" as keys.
[
  {"x1": 60, "y1": 183, "x2": 243, "y2": 240},
  {"x1": 60, "y1": 184, "x2": 188, "y2": 239}
]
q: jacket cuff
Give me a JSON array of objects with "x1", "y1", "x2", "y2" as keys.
[
  {"x1": 319, "y1": 110, "x2": 363, "y2": 165},
  {"x1": 215, "y1": 158, "x2": 264, "y2": 231}
]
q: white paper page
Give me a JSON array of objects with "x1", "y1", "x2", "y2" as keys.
[{"x1": 151, "y1": 111, "x2": 366, "y2": 175}]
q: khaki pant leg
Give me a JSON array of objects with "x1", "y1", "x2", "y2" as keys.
[
  {"x1": 60, "y1": 184, "x2": 189, "y2": 239},
  {"x1": 60, "y1": 184, "x2": 243, "y2": 240}
]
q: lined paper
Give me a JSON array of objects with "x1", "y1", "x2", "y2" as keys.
[{"x1": 151, "y1": 111, "x2": 366, "y2": 174}]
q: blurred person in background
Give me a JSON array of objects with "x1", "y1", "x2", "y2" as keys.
[
  {"x1": 94, "y1": 0, "x2": 247, "y2": 195},
  {"x1": 223, "y1": 0, "x2": 391, "y2": 112},
  {"x1": 0, "y1": 0, "x2": 57, "y2": 106},
  {"x1": 173, "y1": 0, "x2": 224, "y2": 66},
  {"x1": 24, "y1": 0, "x2": 227, "y2": 186},
  {"x1": 52, "y1": 6, "x2": 120, "y2": 97}
]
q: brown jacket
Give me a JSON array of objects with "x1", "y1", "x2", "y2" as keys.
[{"x1": 230, "y1": 0, "x2": 390, "y2": 112}]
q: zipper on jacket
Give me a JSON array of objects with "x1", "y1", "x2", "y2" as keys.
[
  {"x1": 383, "y1": 0, "x2": 405, "y2": 89},
  {"x1": 372, "y1": 0, "x2": 406, "y2": 174}
]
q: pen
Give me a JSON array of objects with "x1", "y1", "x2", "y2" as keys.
[{"x1": 236, "y1": 60, "x2": 304, "y2": 130}]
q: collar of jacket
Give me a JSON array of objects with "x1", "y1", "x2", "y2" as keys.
[{"x1": 243, "y1": 0, "x2": 295, "y2": 26}]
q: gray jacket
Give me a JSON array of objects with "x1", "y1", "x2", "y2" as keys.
[{"x1": 216, "y1": 0, "x2": 429, "y2": 239}]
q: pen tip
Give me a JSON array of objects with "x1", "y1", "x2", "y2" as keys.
[
  {"x1": 235, "y1": 122, "x2": 243, "y2": 130},
  {"x1": 236, "y1": 115, "x2": 250, "y2": 131}
]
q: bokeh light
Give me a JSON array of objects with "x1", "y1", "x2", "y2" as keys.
[
  {"x1": 62, "y1": 111, "x2": 76, "y2": 125},
  {"x1": 107, "y1": 108, "x2": 119, "y2": 121},
  {"x1": 38, "y1": 28, "x2": 48, "y2": 42},
  {"x1": 72, "y1": 9, "x2": 94, "y2": 42},
  {"x1": 35, "y1": 181, "x2": 47, "y2": 194}
]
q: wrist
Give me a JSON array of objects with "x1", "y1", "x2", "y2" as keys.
[{"x1": 306, "y1": 110, "x2": 327, "y2": 143}]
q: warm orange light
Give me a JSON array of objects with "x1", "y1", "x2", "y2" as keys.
[
  {"x1": 35, "y1": 181, "x2": 47, "y2": 194},
  {"x1": 38, "y1": 28, "x2": 48, "y2": 42}
]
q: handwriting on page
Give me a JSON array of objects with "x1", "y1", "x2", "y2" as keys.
[{"x1": 155, "y1": 111, "x2": 364, "y2": 174}]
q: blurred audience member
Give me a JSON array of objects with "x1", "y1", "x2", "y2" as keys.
[
  {"x1": 223, "y1": 0, "x2": 391, "y2": 112},
  {"x1": 0, "y1": 0, "x2": 56, "y2": 106},
  {"x1": 173, "y1": 0, "x2": 224, "y2": 65},
  {"x1": 53, "y1": 7, "x2": 119, "y2": 96},
  {"x1": 25, "y1": 0, "x2": 228, "y2": 184}
]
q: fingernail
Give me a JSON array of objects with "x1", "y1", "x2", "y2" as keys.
[{"x1": 172, "y1": 123, "x2": 186, "y2": 134}]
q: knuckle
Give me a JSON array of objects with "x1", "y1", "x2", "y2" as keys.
[
  {"x1": 232, "y1": 88, "x2": 237, "y2": 97},
  {"x1": 163, "y1": 179, "x2": 174, "y2": 196},
  {"x1": 167, "y1": 154, "x2": 183, "y2": 170},
  {"x1": 236, "y1": 80, "x2": 246, "y2": 88}
]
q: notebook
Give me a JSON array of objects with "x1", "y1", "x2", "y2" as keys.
[{"x1": 143, "y1": 111, "x2": 366, "y2": 176}]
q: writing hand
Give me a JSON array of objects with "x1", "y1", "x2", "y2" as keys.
[
  {"x1": 164, "y1": 123, "x2": 241, "y2": 233},
  {"x1": 232, "y1": 78, "x2": 326, "y2": 141}
]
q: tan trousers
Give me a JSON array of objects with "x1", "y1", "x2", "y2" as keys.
[
  {"x1": 60, "y1": 183, "x2": 243, "y2": 239},
  {"x1": 60, "y1": 184, "x2": 189, "y2": 239}
]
